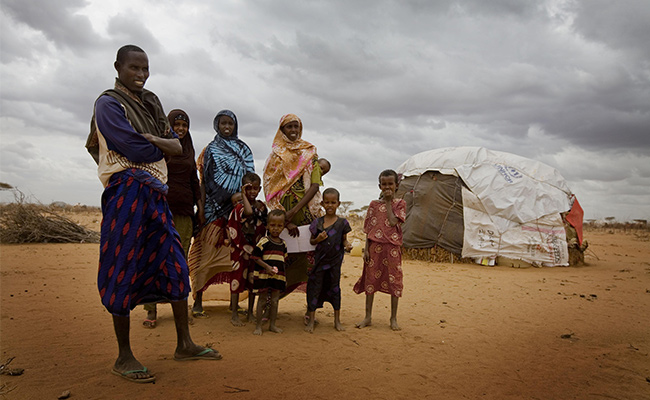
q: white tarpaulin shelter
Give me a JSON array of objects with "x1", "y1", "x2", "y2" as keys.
[{"x1": 396, "y1": 147, "x2": 576, "y2": 266}]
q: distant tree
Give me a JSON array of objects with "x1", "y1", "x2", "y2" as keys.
[
  {"x1": 349, "y1": 205, "x2": 369, "y2": 219},
  {"x1": 339, "y1": 201, "x2": 353, "y2": 216}
]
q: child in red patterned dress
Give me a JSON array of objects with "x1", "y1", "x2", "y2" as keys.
[
  {"x1": 227, "y1": 172, "x2": 267, "y2": 326},
  {"x1": 353, "y1": 169, "x2": 406, "y2": 331}
]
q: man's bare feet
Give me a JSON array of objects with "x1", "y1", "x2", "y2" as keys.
[
  {"x1": 390, "y1": 318, "x2": 401, "y2": 331},
  {"x1": 253, "y1": 327, "x2": 263, "y2": 335},
  {"x1": 269, "y1": 325, "x2": 283, "y2": 333},
  {"x1": 356, "y1": 318, "x2": 372, "y2": 328}
]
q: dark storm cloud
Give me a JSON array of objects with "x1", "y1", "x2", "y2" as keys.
[
  {"x1": 2, "y1": 0, "x2": 100, "y2": 51},
  {"x1": 0, "y1": 8, "x2": 167, "y2": 140},
  {"x1": 0, "y1": 13, "x2": 50, "y2": 62},
  {"x1": 573, "y1": 0, "x2": 650, "y2": 57},
  {"x1": 105, "y1": 14, "x2": 161, "y2": 57},
  {"x1": 226, "y1": 0, "x2": 649, "y2": 157},
  {"x1": 543, "y1": 105, "x2": 650, "y2": 151}
]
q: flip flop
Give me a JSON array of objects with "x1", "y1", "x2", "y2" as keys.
[
  {"x1": 174, "y1": 348, "x2": 222, "y2": 361},
  {"x1": 192, "y1": 311, "x2": 209, "y2": 319},
  {"x1": 111, "y1": 367, "x2": 156, "y2": 383},
  {"x1": 142, "y1": 319, "x2": 156, "y2": 329}
]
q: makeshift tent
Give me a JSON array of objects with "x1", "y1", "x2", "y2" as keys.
[{"x1": 396, "y1": 147, "x2": 583, "y2": 266}]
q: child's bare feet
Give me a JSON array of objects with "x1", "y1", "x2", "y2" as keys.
[
  {"x1": 253, "y1": 327, "x2": 263, "y2": 335},
  {"x1": 304, "y1": 320, "x2": 315, "y2": 333},
  {"x1": 356, "y1": 318, "x2": 372, "y2": 329},
  {"x1": 231, "y1": 315, "x2": 245, "y2": 327},
  {"x1": 334, "y1": 320, "x2": 345, "y2": 331},
  {"x1": 269, "y1": 325, "x2": 283, "y2": 333},
  {"x1": 390, "y1": 318, "x2": 401, "y2": 331}
]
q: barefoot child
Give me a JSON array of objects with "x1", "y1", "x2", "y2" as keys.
[
  {"x1": 227, "y1": 172, "x2": 267, "y2": 326},
  {"x1": 251, "y1": 209, "x2": 287, "y2": 335},
  {"x1": 353, "y1": 169, "x2": 406, "y2": 331},
  {"x1": 305, "y1": 188, "x2": 352, "y2": 333}
]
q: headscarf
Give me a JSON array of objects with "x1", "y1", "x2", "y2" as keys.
[
  {"x1": 263, "y1": 113, "x2": 318, "y2": 211},
  {"x1": 165, "y1": 109, "x2": 200, "y2": 216},
  {"x1": 166, "y1": 109, "x2": 195, "y2": 175},
  {"x1": 203, "y1": 110, "x2": 255, "y2": 224}
]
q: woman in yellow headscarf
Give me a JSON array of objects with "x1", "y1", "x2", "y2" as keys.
[{"x1": 263, "y1": 114, "x2": 323, "y2": 295}]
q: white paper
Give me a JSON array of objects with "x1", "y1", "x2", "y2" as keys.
[{"x1": 279, "y1": 225, "x2": 316, "y2": 253}]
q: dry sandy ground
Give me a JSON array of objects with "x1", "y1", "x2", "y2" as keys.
[{"x1": 1, "y1": 214, "x2": 649, "y2": 399}]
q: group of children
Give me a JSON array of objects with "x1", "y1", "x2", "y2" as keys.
[{"x1": 183, "y1": 165, "x2": 406, "y2": 335}]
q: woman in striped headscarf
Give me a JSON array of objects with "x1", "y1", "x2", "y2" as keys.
[{"x1": 187, "y1": 110, "x2": 255, "y2": 317}]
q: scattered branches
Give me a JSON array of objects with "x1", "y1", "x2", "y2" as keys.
[
  {"x1": 224, "y1": 385, "x2": 249, "y2": 394},
  {"x1": 0, "y1": 357, "x2": 24, "y2": 376},
  {"x1": 0, "y1": 187, "x2": 100, "y2": 244},
  {"x1": 0, "y1": 383, "x2": 17, "y2": 396}
]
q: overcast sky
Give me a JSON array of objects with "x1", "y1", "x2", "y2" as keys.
[{"x1": 1, "y1": 0, "x2": 649, "y2": 221}]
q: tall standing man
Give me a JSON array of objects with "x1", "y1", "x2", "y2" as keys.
[{"x1": 86, "y1": 45, "x2": 221, "y2": 384}]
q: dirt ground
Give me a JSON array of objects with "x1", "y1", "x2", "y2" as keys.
[{"x1": 1, "y1": 211, "x2": 649, "y2": 399}]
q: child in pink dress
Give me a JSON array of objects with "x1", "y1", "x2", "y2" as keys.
[{"x1": 353, "y1": 169, "x2": 406, "y2": 331}]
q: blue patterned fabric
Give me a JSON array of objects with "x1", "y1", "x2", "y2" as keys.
[
  {"x1": 97, "y1": 168, "x2": 190, "y2": 316},
  {"x1": 203, "y1": 110, "x2": 255, "y2": 223}
]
